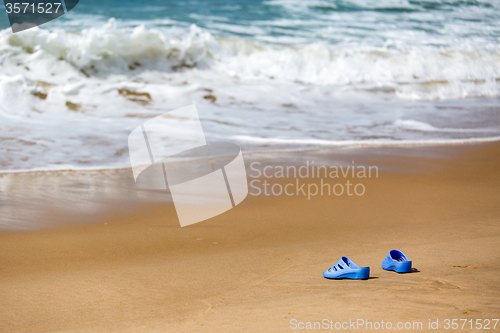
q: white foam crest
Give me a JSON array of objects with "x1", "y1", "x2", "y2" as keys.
[
  {"x1": 336, "y1": 0, "x2": 415, "y2": 9},
  {"x1": 0, "y1": 164, "x2": 128, "y2": 175},
  {"x1": 0, "y1": 20, "x2": 219, "y2": 75},
  {"x1": 394, "y1": 120, "x2": 500, "y2": 133},
  {"x1": 1, "y1": 22, "x2": 499, "y2": 100},
  {"x1": 231, "y1": 135, "x2": 500, "y2": 147},
  {"x1": 265, "y1": 0, "x2": 496, "y2": 12},
  {"x1": 215, "y1": 40, "x2": 500, "y2": 99}
]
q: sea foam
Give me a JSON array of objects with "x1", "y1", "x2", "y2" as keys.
[{"x1": 0, "y1": 20, "x2": 499, "y2": 172}]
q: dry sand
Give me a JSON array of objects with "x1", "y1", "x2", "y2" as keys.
[{"x1": 0, "y1": 143, "x2": 499, "y2": 332}]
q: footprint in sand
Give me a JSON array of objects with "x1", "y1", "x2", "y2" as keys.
[
  {"x1": 453, "y1": 264, "x2": 491, "y2": 269},
  {"x1": 387, "y1": 279, "x2": 460, "y2": 292},
  {"x1": 387, "y1": 286, "x2": 412, "y2": 291},
  {"x1": 418, "y1": 279, "x2": 460, "y2": 291}
]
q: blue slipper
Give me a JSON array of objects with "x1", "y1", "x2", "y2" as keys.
[
  {"x1": 381, "y1": 249, "x2": 412, "y2": 273},
  {"x1": 323, "y1": 257, "x2": 370, "y2": 280}
]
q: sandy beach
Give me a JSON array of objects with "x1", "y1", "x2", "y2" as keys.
[{"x1": 0, "y1": 142, "x2": 499, "y2": 332}]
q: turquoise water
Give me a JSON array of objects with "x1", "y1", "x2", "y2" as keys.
[{"x1": 2, "y1": 0, "x2": 500, "y2": 46}]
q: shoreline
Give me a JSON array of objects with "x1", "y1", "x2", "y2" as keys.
[
  {"x1": 0, "y1": 142, "x2": 493, "y2": 231},
  {"x1": 2, "y1": 136, "x2": 500, "y2": 176},
  {"x1": 0, "y1": 141, "x2": 498, "y2": 231}
]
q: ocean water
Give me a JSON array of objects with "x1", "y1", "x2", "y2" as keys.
[{"x1": 0, "y1": 0, "x2": 499, "y2": 172}]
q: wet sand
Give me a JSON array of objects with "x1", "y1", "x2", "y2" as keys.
[{"x1": 0, "y1": 143, "x2": 499, "y2": 332}]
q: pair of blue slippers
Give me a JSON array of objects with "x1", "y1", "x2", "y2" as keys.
[{"x1": 323, "y1": 249, "x2": 411, "y2": 280}]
